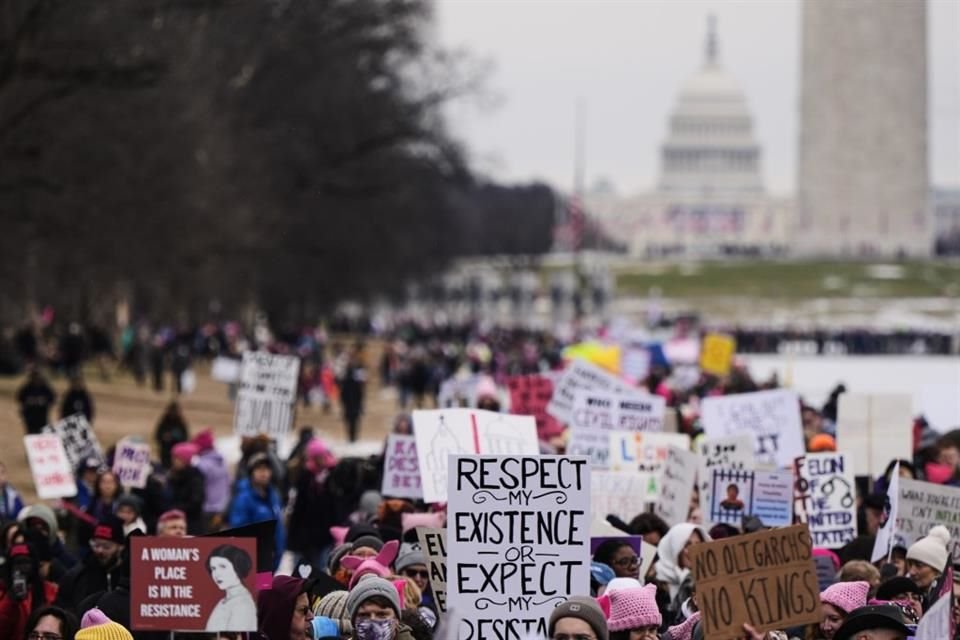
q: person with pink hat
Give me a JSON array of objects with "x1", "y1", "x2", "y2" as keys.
[
  {"x1": 818, "y1": 580, "x2": 870, "y2": 639},
  {"x1": 167, "y1": 440, "x2": 206, "y2": 534},
  {"x1": 605, "y1": 583, "x2": 661, "y2": 640},
  {"x1": 192, "y1": 428, "x2": 231, "y2": 531}
]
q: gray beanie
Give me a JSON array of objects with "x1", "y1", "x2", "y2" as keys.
[
  {"x1": 394, "y1": 543, "x2": 427, "y2": 573},
  {"x1": 548, "y1": 596, "x2": 609, "y2": 640},
  {"x1": 328, "y1": 543, "x2": 355, "y2": 572},
  {"x1": 346, "y1": 576, "x2": 401, "y2": 622},
  {"x1": 351, "y1": 535, "x2": 385, "y2": 553}
]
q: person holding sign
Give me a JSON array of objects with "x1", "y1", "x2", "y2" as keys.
[{"x1": 205, "y1": 544, "x2": 258, "y2": 631}]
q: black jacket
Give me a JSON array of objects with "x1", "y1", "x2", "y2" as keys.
[
  {"x1": 54, "y1": 554, "x2": 124, "y2": 615},
  {"x1": 168, "y1": 466, "x2": 206, "y2": 534}
]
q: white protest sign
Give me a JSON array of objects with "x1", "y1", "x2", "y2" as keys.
[
  {"x1": 697, "y1": 435, "x2": 755, "y2": 524},
  {"x1": 447, "y1": 455, "x2": 591, "y2": 640},
  {"x1": 708, "y1": 468, "x2": 793, "y2": 527},
  {"x1": 607, "y1": 432, "x2": 691, "y2": 474},
  {"x1": 382, "y1": 434, "x2": 422, "y2": 499},
  {"x1": 413, "y1": 409, "x2": 539, "y2": 503},
  {"x1": 794, "y1": 453, "x2": 857, "y2": 549},
  {"x1": 546, "y1": 360, "x2": 629, "y2": 424},
  {"x1": 43, "y1": 413, "x2": 104, "y2": 471},
  {"x1": 701, "y1": 389, "x2": 804, "y2": 469},
  {"x1": 211, "y1": 357, "x2": 241, "y2": 383},
  {"x1": 837, "y1": 393, "x2": 914, "y2": 478},
  {"x1": 567, "y1": 390, "x2": 666, "y2": 468},
  {"x1": 871, "y1": 462, "x2": 901, "y2": 563},
  {"x1": 590, "y1": 470, "x2": 660, "y2": 522},
  {"x1": 24, "y1": 435, "x2": 78, "y2": 499},
  {"x1": 655, "y1": 445, "x2": 698, "y2": 526},
  {"x1": 915, "y1": 589, "x2": 951, "y2": 640},
  {"x1": 233, "y1": 352, "x2": 300, "y2": 437},
  {"x1": 416, "y1": 527, "x2": 448, "y2": 613},
  {"x1": 112, "y1": 438, "x2": 153, "y2": 490},
  {"x1": 894, "y1": 477, "x2": 960, "y2": 560}
]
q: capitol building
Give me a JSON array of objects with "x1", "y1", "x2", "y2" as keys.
[{"x1": 587, "y1": 19, "x2": 793, "y2": 258}]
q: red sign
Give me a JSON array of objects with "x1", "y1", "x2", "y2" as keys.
[
  {"x1": 507, "y1": 375, "x2": 563, "y2": 440},
  {"x1": 131, "y1": 537, "x2": 258, "y2": 632}
]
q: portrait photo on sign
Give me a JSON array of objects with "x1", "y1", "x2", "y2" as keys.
[{"x1": 206, "y1": 544, "x2": 257, "y2": 631}]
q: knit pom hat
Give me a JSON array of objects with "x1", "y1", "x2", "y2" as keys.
[
  {"x1": 76, "y1": 609, "x2": 134, "y2": 640},
  {"x1": 820, "y1": 580, "x2": 870, "y2": 614},
  {"x1": 663, "y1": 611, "x2": 701, "y2": 640},
  {"x1": 548, "y1": 596, "x2": 609, "y2": 640},
  {"x1": 607, "y1": 584, "x2": 662, "y2": 631},
  {"x1": 906, "y1": 525, "x2": 950, "y2": 570}
]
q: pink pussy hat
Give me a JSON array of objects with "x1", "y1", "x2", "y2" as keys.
[
  {"x1": 820, "y1": 580, "x2": 870, "y2": 614},
  {"x1": 607, "y1": 583, "x2": 662, "y2": 631}
]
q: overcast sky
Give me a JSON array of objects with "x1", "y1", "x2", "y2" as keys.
[{"x1": 436, "y1": 0, "x2": 960, "y2": 196}]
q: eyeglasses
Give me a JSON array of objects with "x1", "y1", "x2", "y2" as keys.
[
  {"x1": 29, "y1": 633, "x2": 63, "y2": 640},
  {"x1": 613, "y1": 555, "x2": 640, "y2": 567},
  {"x1": 404, "y1": 569, "x2": 430, "y2": 579},
  {"x1": 553, "y1": 635, "x2": 597, "y2": 640},
  {"x1": 294, "y1": 605, "x2": 312, "y2": 617}
]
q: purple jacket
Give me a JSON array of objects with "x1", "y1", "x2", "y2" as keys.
[{"x1": 195, "y1": 449, "x2": 230, "y2": 513}]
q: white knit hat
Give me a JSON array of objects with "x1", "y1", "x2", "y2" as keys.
[{"x1": 906, "y1": 525, "x2": 951, "y2": 570}]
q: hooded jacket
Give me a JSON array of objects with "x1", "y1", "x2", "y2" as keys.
[
  {"x1": 195, "y1": 447, "x2": 231, "y2": 513},
  {"x1": 256, "y1": 575, "x2": 304, "y2": 640}
]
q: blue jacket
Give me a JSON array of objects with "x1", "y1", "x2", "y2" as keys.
[
  {"x1": 228, "y1": 478, "x2": 285, "y2": 566},
  {"x1": 0, "y1": 485, "x2": 23, "y2": 521}
]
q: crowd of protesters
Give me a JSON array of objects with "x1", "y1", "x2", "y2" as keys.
[{"x1": 0, "y1": 316, "x2": 958, "y2": 639}]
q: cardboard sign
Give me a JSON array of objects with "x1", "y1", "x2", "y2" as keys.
[
  {"x1": 708, "y1": 468, "x2": 793, "y2": 527},
  {"x1": 113, "y1": 438, "x2": 153, "y2": 490},
  {"x1": 607, "y1": 432, "x2": 691, "y2": 474},
  {"x1": 131, "y1": 536, "x2": 258, "y2": 631},
  {"x1": 697, "y1": 435, "x2": 755, "y2": 524},
  {"x1": 916, "y1": 591, "x2": 951, "y2": 640},
  {"x1": 794, "y1": 453, "x2": 857, "y2": 548},
  {"x1": 699, "y1": 333, "x2": 736, "y2": 377},
  {"x1": 701, "y1": 389, "x2": 805, "y2": 469},
  {"x1": 413, "y1": 409, "x2": 539, "y2": 503},
  {"x1": 506, "y1": 375, "x2": 563, "y2": 440},
  {"x1": 692, "y1": 524, "x2": 821, "y2": 639},
  {"x1": 382, "y1": 434, "x2": 422, "y2": 499},
  {"x1": 567, "y1": 391, "x2": 667, "y2": 468},
  {"x1": 546, "y1": 360, "x2": 629, "y2": 424},
  {"x1": 24, "y1": 435, "x2": 78, "y2": 499},
  {"x1": 836, "y1": 393, "x2": 914, "y2": 478},
  {"x1": 590, "y1": 470, "x2": 660, "y2": 522},
  {"x1": 894, "y1": 478, "x2": 960, "y2": 560},
  {"x1": 42, "y1": 413, "x2": 104, "y2": 471},
  {"x1": 416, "y1": 527, "x2": 448, "y2": 613},
  {"x1": 233, "y1": 352, "x2": 300, "y2": 438},
  {"x1": 447, "y1": 455, "x2": 591, "y2": 640},
  {"x1": 655, "y1": 445, "x2": 698, "y2": 526}
]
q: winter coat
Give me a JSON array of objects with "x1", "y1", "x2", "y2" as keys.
[
  {"x1": 0, "y1": 485, "x2": 24, "y2": 521},
  {"x1": 286, "y1": 471, "x2": 334, "y2": 557},
  {"x1": 168, "y1": 466, "x2": 206, "y2": 534},
  {"x1": 229, "y1": 478, "x2": 285, "y2": 566},
  {"x1": 60, "y1": 388, "x2": 94, "y2": 423},
  {"x1": 0, "y1": 580, "x2": 58, "y2": 640},
  {"x1": 54, "y1": 554, "x2": 124, "y2": 615},
  {"x1": 195, "y1": 448, "x2": 231, "y2": 513}
]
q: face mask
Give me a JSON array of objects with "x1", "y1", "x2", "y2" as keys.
[{"x1": 355, "y1": 619, "x2": 395, "y2": 640}]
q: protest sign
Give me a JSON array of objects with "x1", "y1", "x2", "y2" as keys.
[
  {"x1": 692, "y1": 524, "x2": 820, "y2": 639},
  {"x1": 205, "y1": 521, "x2": 276, "y2": 590},
  {"x1": 546, "y1": 360, "x2": 629, "y2": 424},
  {"x1": 233, "y1": 352, "x2": 300, "y2": 438},
  {"x1": 915, "y1": 590, "x2": 951, "y2": 640},
  {"x1": 437, "y1": 375, "x2": 482, "y2": 409},
  {"x1": 591, "y1": 470, "x2": 660, "y2": 522},
  {"x1": 837, "y1": 393, "x2": 913, "y2": 478},
  {"x1": 620, "y1": 342, "x2": 651, "y2": 383},
  {"x1": 607, "y1": 432, "x2": 691, "y2": 474},
  {"x1": 413, "y1": 409, "x2": 539, "y2": 503},
  {"x1": 568, "y1": 389, "x2": 669, "y2": 468},
  {"x1": 447, "y1": 455, "x2": 591, "y2": 640},
  {"x1": 24, "y1": 435, "x2": 77, "y2": 499},
  {"x1": 699, "y1": 333, "x2": 736, "y2": 377},
  {"x1": 813, "y1": 554, "x2": 837, "y2": 592},
  {"x1": 416, "y1": 527, "x2": 448, "y2": 613},
  {"x1": 894, "y1": 478, "x2": 960, "y2": 560},
  {"x1": 382, "y1": 434, "x2": 422, "y2": 499},
  {"x1": 701, "y1": 389, "x2": 804, "y2": 469},
  {"x1": 794, "y1": 453, "x2": 857, "y2": 548},
  {"x1": 131, "y1": 536, "x2": 258, "y2": 632},
  {"x1": 709, "y1": 469, "x2": 793, "y2": 527},
  {"x1": 656, "y1": 445, "x2": 698, "y2": 526},
  {"x1": 871, "y1": 462, "x2": 901, "y2": 563},
  {"x1": 697, "y1": 435, "x2": 754, "y2": 523},
  {"x1": 506, "y1": 375, "x2": 563, "y2": 440},
  {"x1": 211, "y1": 357, "x2": 241, "y2": 383},
  {"x1": 112, "y1": 438, "x2": 153, "y2": 490},
  {"x1": 43, "y1": 413, "x2": 104, "y2": 470}
]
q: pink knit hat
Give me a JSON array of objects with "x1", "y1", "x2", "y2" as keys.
[
  {"x1": 663, "y1": 611, "x2": 700, "y2": 640},
  {"x1": 171, "y1": 442, "x2": 198, "y2": 464},
  {"x1": 820, "y1": 580, "x2": 870, "y2": 614},
  {"x1": 607, "y1": 584, "x2": 662, "y2": 631}
]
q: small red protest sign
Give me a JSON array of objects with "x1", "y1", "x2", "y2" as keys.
[{"x1": 131, "y1": 536, "x2": 258, "y2": 632}]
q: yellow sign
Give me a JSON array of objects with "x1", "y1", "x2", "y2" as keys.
[{"x1": 699, "y1": 333, "x2": 736, "y2": 377}]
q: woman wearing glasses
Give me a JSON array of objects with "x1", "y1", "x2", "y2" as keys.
[
  {"x1": 593, "y1": 540, "x2": 640, "y2": 579},
  {"x1": 22, "y1": 606, "x2": 78, "y2": 640}
]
